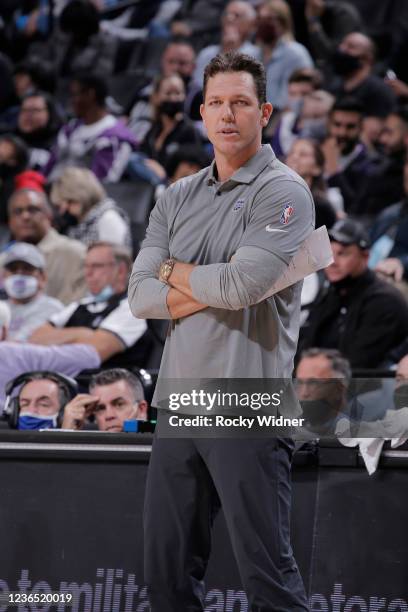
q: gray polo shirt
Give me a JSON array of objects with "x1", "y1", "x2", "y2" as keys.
[{"x1": 129, "y1": 145, "x2": 315, "y2": 381}]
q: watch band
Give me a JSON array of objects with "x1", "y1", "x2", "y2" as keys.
[{"x1": 159, "y1": 258, "x2": 176, "y2": 284}]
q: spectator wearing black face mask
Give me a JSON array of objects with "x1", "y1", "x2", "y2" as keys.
[
  {"x1": 328, "y1": 32, "x2": 396, "y2": 119},
  {"x1": 14, "y1": 90, "x2": 61, "y2": 172},
  {"x1": 133, "y1": 73, "x2": 204, "y2": 184}
]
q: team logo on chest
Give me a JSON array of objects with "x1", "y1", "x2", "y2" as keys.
[
  {"x1": 280, "y1": 203, "x2": 294, "y2": 225},
  {"x1": 232, "y1": 198, "x2": 245, "y2": 212}
]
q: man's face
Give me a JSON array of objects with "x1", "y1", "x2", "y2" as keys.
[
  {"x1": 222, "y1": 1, "x2": 256, "y2": 40},
  {"x1": 8, "y1": 191, "x2": 50, "y2": 243},
  {"x1": 91, "y1": 380, "x2": 145, "y2": 432},
  {"x1": 339, "y1": 33, "x2": 370, "y2": 65},
  {"x1": 19, "y1": 379, "x2": 60, "y2": 417},
  {"x1": 84, "y1": 245, "x2": 119, "y2": 296},
  {"x1": 18, "y1": 95, "x2": 50, "y2": 134},
  {"x1": 69, "y1": 81, "x2": 92, "y2": 118},
  {"x1": 296, "y1": 355, "x2": 338, "y2": 401},
  {"x1": 325, "y1": 241, "x2": 368, "y2": 283},
  {"x1": 379, "y1": 115, "x2": 407, "y2": 156},
  {"x1": 3, "y1": 261, "x2": 44, "y2": 302},
  {"x1": 396, "y1": 355, "x2": 408, "y2": 389},
  {"x1": 200, "y1": 71, "x2": 272, "y2": 166},
  {"x1": 288, "y1": 81, "x2": 314, "y2": 101},
  {"x1": 162, "y1": 44, "x2": 195, "y2": 79},
  {"x1": 329, "y1": 110, "x2": 361, "y2": 154}
]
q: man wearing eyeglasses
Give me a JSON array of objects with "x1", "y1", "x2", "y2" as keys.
[
  {"x1": 29, "y1": 242, "x2": 151, "y2": 368},
  {"x1": 3, "y1": 173, "x2": 86, "y2": 304}
]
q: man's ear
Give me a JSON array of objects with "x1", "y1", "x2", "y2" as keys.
[
  {"x1": 136, "y1": 400, "x2": 149, "y2": 421},
  {"x1": 38, "y1": 270, "x2": 47, "y2": 290},
  {"x1": 199, "y1": 103, "x2": 205, "y2": 124},
  {"x1": 261, "y1": 102, "x2": 273, "y2": 127}
]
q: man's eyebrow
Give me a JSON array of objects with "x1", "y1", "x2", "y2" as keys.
[
  {"x1": 36, "y1": 396, "x2": 52, "y2": 403},
  {"x1": 111, "y1": 396, "x2": 127, "y2": 404}
]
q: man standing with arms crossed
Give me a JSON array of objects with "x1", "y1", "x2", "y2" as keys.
[{"x1": 129, "y1": 52, "x2": 314, "y2": 611}]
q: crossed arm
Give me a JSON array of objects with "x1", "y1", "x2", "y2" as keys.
[
  {"x1": 128, "y1": 244, "x2": 290, "y2": 321},
  {"x1": 28, "y1": 325, "x2": 125, "y2": 362}
]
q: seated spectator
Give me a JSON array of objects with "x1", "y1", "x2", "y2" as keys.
[
  {"x1": 130, "y1": 74, "x2": 203, "y2": 185},
  {"x1": 29, "y1": 0, "x2": 117, "y2": 78},
  {"x1": 171, "y1": 0, "x2": 225, "y2": 41},
  {"x1": 299, "y1": 219, "x2": 408, "y2": 369},
  {"x1": 270, "y1": 68, "x2": 323, "y2": 155},
  {"x1": 1, "y1": 242, "x2": 63, "y2": 341},
  {"x1": 395, "y1": 354, "x2": 408, "y2": 410},
  {"x1": 328, "y1": 32, "x2": 396, "y2": 119},
  {"x1": 50, "y1": 167, "x2": 131, "y2": 248},
  {"x1": 44, "y1": 73, "x2": 137, "y2": 183},
  {"x1": 61, "y1": 368, "x2": 148, "y2": 432},
  {"x1": 256, "y1": 0, "x2": 313, "y2": 110},
  {"x1": 3, "y1": 172, "x2": 86, "y2": 304},
  {"x1": 193, "y1": 1, "x2": 259, "y2": 86},
  {"x1": 0, "y1": 134, "x2": 29, "y2": 225},
  {"x1": 0, "y1": 300, "x2": 101, "y2": 414},
  {"x1": 4, "y1": 371, "x2": 78, "y2": 430},
  {"x1": 369, "y1": 157, "x2": 408, "y2": 283},
  {"x1": 127, "y1": 38, "x2": 199, "y2": 142},
  {"x1": 295, "y1": 347, "x2": 352, "y2": 435},
  {"x1": 286, "y1": 138, "x2": 336, "y2": 228},
  {"x1": 13, "y1": 59, "x2": 57, "y2": 100},
  {"x1": 353, "y1": 108, "x2": 408, "y2": 217},
  {"x1": 321, "y1": 97, "x2": 377, "y2": 212},
  {"x1": 14, "y1": 91, "x2": 61, "y2": 171},
  {"x1": 29, "y1": 241, "x2": 152, "y2": 369},
  {"x1": 303, "y1": 0, "x2": 361, "y2": 65}
]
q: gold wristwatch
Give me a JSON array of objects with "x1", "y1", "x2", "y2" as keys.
[{"x1": 159, "y1": 258, "x2": 176, "y2": 283}]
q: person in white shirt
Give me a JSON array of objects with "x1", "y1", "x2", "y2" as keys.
[{"x1": 1, "y1": 242, "x2": 63, "y2": 342}]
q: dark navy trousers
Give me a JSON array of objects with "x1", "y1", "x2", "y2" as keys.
[{"x1": 144, "y1": 421, "x2": 309, "y2": 612}]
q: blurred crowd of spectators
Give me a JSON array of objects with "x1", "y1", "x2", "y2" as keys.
[{"x1": 1, "y1": 0, "x2": 408, "y2": 432}]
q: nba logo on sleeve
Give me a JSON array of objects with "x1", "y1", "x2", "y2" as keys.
[{"x1": 280, "y1": 203, "x2": 294, "y2": 225}]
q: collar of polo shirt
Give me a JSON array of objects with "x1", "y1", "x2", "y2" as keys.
[{"x1": 206, "y1": 145, "x2": 276, "y2": 187}]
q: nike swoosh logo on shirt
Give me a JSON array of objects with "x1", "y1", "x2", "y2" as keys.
[{"x1": 265, "y1": 226, "x2": 287, "y2": 233}]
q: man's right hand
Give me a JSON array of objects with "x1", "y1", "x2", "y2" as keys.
[{"x1": 61, "y1": 394, "x2": 99, "y2": 430}]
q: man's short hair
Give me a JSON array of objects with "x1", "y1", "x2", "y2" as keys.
[
  {"x1": 19, "y1": 372, "x2": 74, "y2": 408},
  {"x1": 299, "y1": 348, "x2": 352, "y2": 384},
  {"x1": 70, "y1": 73, "x2": 108, "y2": 106},
  {"x1": 288, "y1": 68, "x2": 321, "y2": 89},
  {"x1": 203, "y1": 52, "x2": 267, "y2": 106},
  {"x1": 330, "y1": 97, "x2": 364, "y2": 117},
  {"x1": 87, "y1": 241, "x2": 132, "y2": 272},
  {"x1": 89, "y1": 368, "x2": 145, "y2": 403},
  {"x1": 8, "y1": 187, "x2": 52, "y2": 216}
]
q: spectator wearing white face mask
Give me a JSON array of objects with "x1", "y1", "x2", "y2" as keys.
[{"x1": 1, "y1": 242, "x2": 63, "y2": 342}]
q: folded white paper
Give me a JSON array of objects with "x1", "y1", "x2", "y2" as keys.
[{"x1": 259, "y1": 225, "x2": 333, "y2": 301}]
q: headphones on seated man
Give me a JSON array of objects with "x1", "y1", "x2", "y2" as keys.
[{"x1": 4, "y1": 371, "x2": 78, "y2": 429}]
